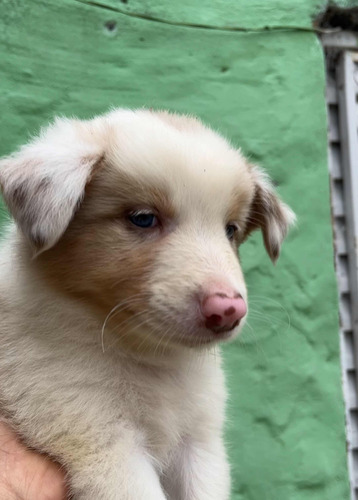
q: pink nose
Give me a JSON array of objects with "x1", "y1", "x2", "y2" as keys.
[{"x1": 201, "y1": 293, "x2": 247, "y2": 333}]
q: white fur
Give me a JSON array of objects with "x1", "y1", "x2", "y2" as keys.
[{"x1": 0, "y1": 109, "x2": 294, "y2": 499}]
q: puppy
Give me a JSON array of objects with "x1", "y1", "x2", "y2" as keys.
[{"x1": 0, "y1": 109, "x2": 294, "y2": 499}]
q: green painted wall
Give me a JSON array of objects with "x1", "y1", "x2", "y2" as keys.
[{"x1": 0, "y1": 1, "x2": 350, "y2": 499}]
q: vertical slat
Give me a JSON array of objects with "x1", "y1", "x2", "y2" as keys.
[
  {"x1": 337, "y1": 52, "x2": 358, "y2": 384},
  {"x1": 326, "y1": 46, "x2": 358, "y2": 500}
]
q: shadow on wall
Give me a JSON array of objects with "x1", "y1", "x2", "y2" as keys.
[{"x1": 315, "y1": 4, "x2": 358, "y2": 31}]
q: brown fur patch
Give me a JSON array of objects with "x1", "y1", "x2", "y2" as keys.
[
  {"x1": 225, "y1": 174, "x2": 256, "y2": 244},
  {"x1": 242, "y1": 182, "x2": 288, "y2": 261},
  {"x1": 35, "y1": 197, "x2": 168, "y2": 353},
  {"x1": 242, "y1": 183, "x2": 267, "y2": 239},
  {"x1": 81, "y1": 163, "x2": 176, "y2": 223}
]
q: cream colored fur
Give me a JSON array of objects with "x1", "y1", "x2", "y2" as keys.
[{"x1": 0, "y1": 109, "x2": 294, "y2": 499}]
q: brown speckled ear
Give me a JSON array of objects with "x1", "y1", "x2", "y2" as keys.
[
  {"x1": 243, "y1": 167, "x2": 295, "y2": 263},
  {"x1": 0, "y1": 118, "x2": 103, "y2": 255}
]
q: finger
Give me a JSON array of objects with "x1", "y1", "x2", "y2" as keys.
[{"x1": 0, "y1": 421, "x2": 68, "y2": 500}]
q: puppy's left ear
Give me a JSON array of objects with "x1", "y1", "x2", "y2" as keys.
[
  {"x1": 0, "y1": 118, "x2": 103, "y2": 255},
  {"x1": 243, "y1": 166, "x2": 296, "y2": 263}
]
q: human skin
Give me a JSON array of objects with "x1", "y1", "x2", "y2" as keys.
[{"x1": 0, "y1": 421, "x2": 67, "y2": 500}]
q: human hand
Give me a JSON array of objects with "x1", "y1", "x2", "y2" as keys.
[{"x1": 0, "y1": 421, "x2": 67, "y2": 499}]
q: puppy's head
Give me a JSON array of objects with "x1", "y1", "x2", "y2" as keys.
[{"x1": 0, "y1": 110, "x2": 295, "y2": 351}]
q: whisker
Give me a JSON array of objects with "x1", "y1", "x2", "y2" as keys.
[
  {"x1": 100, "y1": 295, "x2": 148, "y2": 352},
  {"x1": 104, "y1": 311, "x2": 153, "y2": 352},
  {"x1": 239, "y1": 321, "x2": 269, "y2": 363}
]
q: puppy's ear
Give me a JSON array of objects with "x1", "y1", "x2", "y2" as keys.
[
  {"x1": 244, "y1": 166, "x2": 295, "y2": 263},
  {"x1": 0, "y1": 118, "x2": 103, "y2": 255}
]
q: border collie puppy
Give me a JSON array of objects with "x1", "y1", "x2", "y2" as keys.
[{"x1": 0, "y1": 109, "x2": 294, "y2": 499}]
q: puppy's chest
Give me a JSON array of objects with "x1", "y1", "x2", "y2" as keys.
[{"x1": 127, "y1": 360, "x2": 225, "y2": 459}]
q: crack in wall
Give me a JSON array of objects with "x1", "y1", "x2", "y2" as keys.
[{"x1": 74, "y1": 0, "x2": 340, "y2": 34}]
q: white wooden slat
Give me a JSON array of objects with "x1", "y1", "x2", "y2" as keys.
[
  {"x1": 325, "y1": 41, "x2": 358, "y2": 500},
  {"x1": 337, "y1": 52, "x2": 358, "y2": 370},
  {"x1": 339, "y1": 275, "x2": 350, "y2": 295},
  {"x1": 353, "y1": 60, "x2": 358, "y2": 96},
  {"x1": 321, "y1": 32, "x2": 358, "y2": 49}
]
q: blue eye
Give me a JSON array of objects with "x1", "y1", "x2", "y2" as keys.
[
  {"x1": 226, "y1": 224, "x2": 237, "y2": 240},
  {"x1": 128, "y1": 211, "x2": 158, "y2": 228}
]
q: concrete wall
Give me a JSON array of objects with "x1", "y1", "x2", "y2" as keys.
[{"x1": 0, "y1": 1, "x2": 350, "y2": 498}]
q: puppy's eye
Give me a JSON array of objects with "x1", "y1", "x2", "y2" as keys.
[
  {"x1": 128, "y1": 211, "x2": 158, "y2": 229},
  {"x1": 225, "y1": 224, "x2": 238, "y2": 241}
]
